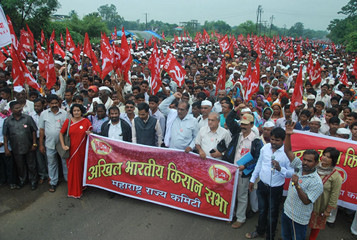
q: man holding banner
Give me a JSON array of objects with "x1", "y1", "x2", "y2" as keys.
[{"x1": 159, "y1": 92, "x2": 198, "y2": 152}]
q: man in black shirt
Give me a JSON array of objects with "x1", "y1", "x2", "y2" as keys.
[{"x1": 3, "y1": 101, "x2": 38, "y2": 190}]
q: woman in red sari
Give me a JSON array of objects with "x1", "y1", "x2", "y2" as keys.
[{"x1": 59, "y1": 104, "x2": 92, "y2": 198}]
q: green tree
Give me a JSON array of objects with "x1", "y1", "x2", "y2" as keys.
[
  {"x1": 97, "y1": 4, "x2": 124, "y2": 31},
  {"x1": 338, "y1": 0, "x2": 357, "y2": 17},
  {"x1": 2, "y1": 0, "x2": 60, "y2": 37},
  {"x1": 288, "y1": 22, "x2": 304, "y2": 37},
  {"x1": 327, "y1": 0, "x2": 357, "y2": 50},
  {"x1": 233, "y1": 20, "x2": 257, "y2": 35}
]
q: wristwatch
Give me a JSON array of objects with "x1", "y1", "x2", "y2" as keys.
[{"x1": 33, "y1": 143, "x2": 38, "y2": 147}]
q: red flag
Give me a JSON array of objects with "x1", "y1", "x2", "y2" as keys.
[
  {"x1": 25, "y1": 24, "x2": 34, "y2": 50},
  {"x1": 290, "y1": 66, "x2": 304, "y2": 113},
  {"x1": 215, "y1": 58, "x2": 226, "y2": 95},
  {"x1": 37, "y1": 43, "x2": 48, "y2": 78},
  {"x1": 83, "y1": 33, "x2": 92, "y2": 57},
  {"x1": 148, "y1": 43, "x2": 162, "y2": 95},
  {"x1": 228, "y1": 42, "x2": 234, "y2": 58},
  {"x1": 20, "y1": 29, "x2": 32, "y2": 52},
  {"x1": 163, "y1": 49, "x2": 186, "y2": 87},
  {"x1": 84, "y1": 33, "x2": 101, "y2": 74},
  {"x1": 41, "y1": 29, "x2": 45, "y2": 44},
  {"x1": 242, "y1": 62, "x2": 252, "y2": 90},
  {"x1": 307, "y1": 54, "x2": 314, "y2": 76},
  {"x1": 285, "y1": 47, "x2": 294, "y2": 61},
  {"x1": 60, "y1": 33, "x2": 65, "y2": 47},
  {"x1": 0, "y1": 51, "x2": 6, "y2": 70},
  {"x1": 10, "y1": 47, "x2": 25, "y2": 86},
  {"x1": 352, "y1": 57, "x2": 357, "y2": 78},
  {"x1": 46, "y1": 49, "x2": 57, "y2": 89},
  {"x1": 100, "y1": 32, "x2": 114, "y2": 79},
  {"x1": 54, "y1": 41, "x2": 65, "y2": 58},
  {"x1": 310, "y1": 61, "x2": 322, "y2": 86},
  {"x1": 112, "y1": 27, "x2": 117, "y2": 40},
  {"x1": 218, "y1": 35, "x2": 230, "y2": 53},
  {"x1": 65, "y1": 28, "x2": 76, "y2": 52},
  {"x1": 339, "y1": 70, "x2": 348, "y2": 86},
  {"x1": 119, "y1": 27, "x2": 132, "y2": 83},
  {"x1": 244, "y1": 58, "x2": 260, "y2": 101},
  {"x1": 6, "y1": 16, "x2": 19, "y2": 51},
  {"x1": 203, "y1": 29, "x2": 210, "y2": 43},
  {"x1": 2, "y1": 47, "x2": 9, "y2": 56},
  {"x1": 161, "y1": 31, "x2": 165, "y2": 40},
  {"x1": 49, "y1": 29, "x2": 55, "y2": 44},
  {"x1": 296, "y1": 45, "x2": 303, "y2": 59}
]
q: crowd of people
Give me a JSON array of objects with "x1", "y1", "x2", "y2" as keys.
[{"x1": 1, "y1": 34, "x2": 357, "y2": 240}]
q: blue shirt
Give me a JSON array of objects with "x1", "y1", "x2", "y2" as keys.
[{"x1": 294, "y1": 121, "x2": 310, "y2": 131}]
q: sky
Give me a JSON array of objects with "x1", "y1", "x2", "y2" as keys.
[{"x1": 56, "y1": 0, "x2": 350, "y2": 31}]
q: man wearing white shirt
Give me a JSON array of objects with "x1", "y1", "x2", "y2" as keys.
[
  {"x1": 197, "y1": 100, "x2": 212, "y2": 129},
  {"x1": 195, "y1": 112, "x2": 231, "y2": 160},
  {"x1": 87, "y1": 86, "x2": 114, "y2": 113},
  {"x1": 101, "y1": 106, "x2": 132, "y2": 142},
  {"x1": 159, "y1": 92, "x2": 198, "y2": 152},
  {"x1": 245, "y1": 127, "x2": 294, "y2": 240}
]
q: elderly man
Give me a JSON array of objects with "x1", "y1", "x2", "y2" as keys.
[
  {"x1": 5, "y1": 86, "x2": 34, "y2": 115},
  {"x1": 197, "y1": 100, "x2": 213, "y2": 129},
  {"x1": 39, "y1": 95, "x2": 68, "y2": 192},
  {"x1": 88, "y1": 86, "x2": 114, "y2": 113},
  {"x1": 159, "y1": 92, "x2": 198, "y2": 152},
  {"x1": 261, "y1": 121, "x2": 275, "y2": 144},
  {"x1": 132, "y1": 102, "x2": 162, "y2": 147},
  {"x1": 309, "y1": 117, "x2": 322, "y2": 134},
  {"x1": 195, "y1": 112, "x2": 231, "y2": 160}
]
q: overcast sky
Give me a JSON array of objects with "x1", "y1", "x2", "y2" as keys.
[{"x1": 56, "y1": 0, "x2": 349, "y2": 31}]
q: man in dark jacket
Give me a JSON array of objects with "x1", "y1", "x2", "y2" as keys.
[
  {"x1": 224, "y1": 106, "x2": 262, "y2": 229},
  {"x1": 132, "y1": 102, "x2": 162, "y2": 146},
  {"x1": 101, "y1": 106, "x2": 131, "y2": 142}
]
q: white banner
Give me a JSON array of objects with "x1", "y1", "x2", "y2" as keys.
[{"x1": 0, "y1": 6, "x2": 11, "y2": 48}]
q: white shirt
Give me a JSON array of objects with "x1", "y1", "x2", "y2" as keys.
[
  {"x1": 108, "y1": 121, "x2": 123, "y2": 141},
  {"x1": 250, "y1": 143, "x2": 294, "y2": 187},
  {"x1": 197, "y1": 115, "x2": 208, "y2": 129},
  {"x1": 30, "y1": 111, "x2": 41, "y2": 138},
  {"x1": 234, "y1": 131, "x2": 255, "y2": 164},
  {"x1": 5, "y1": 99, "x2": 34, "y2": 115},
  {"x1": 195, "y1": 125, "x2": 231, "y2": 159},
  {"x1": 88, "y1": 97, "x2": 113, "y2": 113},
  {"x1": 120, "y1": 113, "x2": 137, "y2": 127}
]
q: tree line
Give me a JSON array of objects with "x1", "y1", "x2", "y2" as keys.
[{"x1": 1, "y1": 1, "x2": 335, "y2": 45}]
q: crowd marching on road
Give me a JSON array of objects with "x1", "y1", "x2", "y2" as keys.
[{"x1": 1, "y1": 23, "x2": 357, "y2": 239}]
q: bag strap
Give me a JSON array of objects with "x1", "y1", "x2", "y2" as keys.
[
  {"x1": 66, "y1": 117, "x2": 71, "y2": 137},
  {"x1": 322, "y1": 169, "x2": 336, "y2": 185}
]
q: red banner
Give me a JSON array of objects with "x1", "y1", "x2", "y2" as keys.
[
  {"x1": 290, "y1": 130, "x2": 357, "y2": 210},
  {"x1": 83, "y1": 134, "x2": 238, "y2": 220}
]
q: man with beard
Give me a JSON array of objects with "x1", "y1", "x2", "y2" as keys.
[
  {"x1": 101, "y1": 106, "x2": 132, "y2": 142},
  {"x1": 281, "y1": 123, "x2": 323, "y2": 240},
  {"x1": 245, "y1": 127, "x2": 293, "y2": 240},
  {"x1": 39, "y1": 95, "x2": 68, "y2": 192}
]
